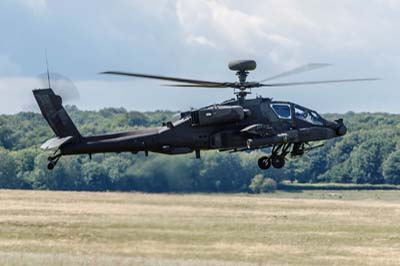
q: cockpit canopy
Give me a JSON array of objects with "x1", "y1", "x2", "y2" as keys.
[
  {"x1": 270, "y1": 102, "x2": 324, "y2": 126},
  {"x1": 294, "y1": 105, "x2": 324, "y2": 125},
  {"x1": 270, "y1": 103, "x2": 291, "y2": 119}
]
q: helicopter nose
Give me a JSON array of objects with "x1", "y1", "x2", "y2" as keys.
[{"x1": 334, "y1": 119, "x2": 347, "y2": 136}]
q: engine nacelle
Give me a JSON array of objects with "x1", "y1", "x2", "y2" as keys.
[{"x1": 191, "y1": 105, "x2": 246, "y2": 126}]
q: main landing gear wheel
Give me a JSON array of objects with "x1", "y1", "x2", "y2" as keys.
[
  {"x1": 257, "y1": 143, "x2": 291, "y2": 170},
  {"x1": 258, "y1": 156, "x2": 271, "y2": 170},
  {"x1": 271, "y1": 155, "x2": 285, "y2": 169}
]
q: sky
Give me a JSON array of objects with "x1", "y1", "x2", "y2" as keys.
[{"x1": 0, "y1": 0, "x2": 399, "y2": 114}]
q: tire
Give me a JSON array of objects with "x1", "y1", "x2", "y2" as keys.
[
  {"x1": 47, "y1": 162, "x2": 55, "y2": 170},
  {"x1": 258, "y1": 156, "x2": 271, "y2": 170},
  {"x1": 271, "y1": 155, "x2": 285, "y2": 169}
]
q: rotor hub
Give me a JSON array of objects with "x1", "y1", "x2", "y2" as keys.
[{"x1": 228, "y1": 60, "x2": 258, "y2": 100}]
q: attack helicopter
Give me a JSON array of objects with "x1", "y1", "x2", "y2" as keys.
[{"x1": 33, "y1": 60, "x2": 377, "y2": 170}]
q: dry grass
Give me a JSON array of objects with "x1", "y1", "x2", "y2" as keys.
[{"x1": 0, "y1": 190, "x2": 399, "y2": 266}]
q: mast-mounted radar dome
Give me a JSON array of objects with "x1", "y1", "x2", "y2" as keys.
[{"x1": 228, "y1": 60, "x2": 257, "y2": 72}]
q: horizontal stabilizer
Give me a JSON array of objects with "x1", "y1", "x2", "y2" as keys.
[{"x1": 40, "y1": 136, "x2": 74, "y2": 150}]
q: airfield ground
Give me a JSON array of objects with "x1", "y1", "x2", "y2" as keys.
[{"x1": 0, "y1": 190, "x2": 399, "y2": 266}]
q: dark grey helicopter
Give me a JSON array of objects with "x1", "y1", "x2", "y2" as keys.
[{"x1": 33, "y1": 60, "x2": 377, "y2": 170}]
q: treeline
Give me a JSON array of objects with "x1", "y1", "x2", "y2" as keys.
[{"x1": 0, "y1": 107, "x2": 400, "y2": 192}]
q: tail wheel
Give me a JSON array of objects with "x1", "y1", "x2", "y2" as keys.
[
  {"x1": 47, "y1": 153, "x2": 62, "y2": 171},
  {"x1": 258, "y1": 156, "x2": 271, "y2": 170},
  {"x1": 271, "y1": 155, "x2": 285, "y2": 169},
  {"x1": 47, "y1": 162, "x2": 55, "y2": 170}
]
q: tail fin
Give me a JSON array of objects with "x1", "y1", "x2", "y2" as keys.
[{"x1": 33, "y1": 88, "x2": 81, "y2": 139}]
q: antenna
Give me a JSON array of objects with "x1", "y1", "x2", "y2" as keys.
[{"x1": 45, "y1": 50, "x2": 51, "y2": 88}]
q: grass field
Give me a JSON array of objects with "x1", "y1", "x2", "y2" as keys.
[{"x1": 0, "y1": 190, "x2": 399, "y2": 266}]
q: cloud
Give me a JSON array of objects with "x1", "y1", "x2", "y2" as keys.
[
  {"x1": 176, "y1": 0, "x2": 271, "y2": 52},
  {"x1": 186, "y1": 35, "x2": 216, "y2": 48},
  {"x1": 0, "y1": 77, "x2": 40, "y2": 113},
  {"x1": 0, "y1": 1, "x2": 399, "y2": 114},
  {"x1": 0, "y1": 55, "x2": 21, "y2": 76},
  {"x1": 15, "y1": 0, "x2": 47, "y2": 14},
  {"x1": 174, "y1": 0, "x2": 400, "y2": 69},
  {"x1": 175, "y1": 0, "x2": 307, "y2": 68},
  {"x1": 374, "y1": 0, "x2": 400, "y2": 10}
]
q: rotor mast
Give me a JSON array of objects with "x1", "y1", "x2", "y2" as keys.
[{"x1": 228, "y1": 60, "x2": 257, "y2": 101}]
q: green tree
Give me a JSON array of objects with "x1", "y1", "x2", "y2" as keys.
[
  {"x1": 0, "y1": 150, "x2": 19, "y2": 188},
  {"x1": 31, "y1": 154, "x2": 83, "y2": 190},
  {"x1": 260, "y1": 178, "x2": 277, "y2": 193},
  {"x1": 249, "y1": 175, "x2": 277, "y2": 193},
  {"x1": 198, "y1": 153, "x2": 248, "y2": 192},
  {"x1": 0, "y1": 125, "x2": 13, "y2": 149},
  {"x1": 2, "y1": 108, "x2": 400, "y2": 192},
  {"x1": 249, "y1": 174, "x2": 264, "y2": 193},
  {"x1": 81, "y1": 162, "x2": 110, "y2": 191},
  {"x1": 383, "y1": 150, "x2": 400, "y2": 184},
  {"x1": 349, "y1": 138, "x2": 395, "y2": 184}
]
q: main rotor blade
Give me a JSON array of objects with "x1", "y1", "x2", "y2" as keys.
[
  {"x1": 261, "y1": 78, "x2": 380, "y2": 87},
  {"x1": 100, "y1": 71, "x2": 226, "y2": 86},
  {"x1": 162, "y1": 84, "x2": 230, "y2": 88},
  {"x1": 259, "y1": 63, "x2": 331, "y2": 82}
]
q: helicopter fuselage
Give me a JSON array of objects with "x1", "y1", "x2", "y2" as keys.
[{"x1": 58, "y1": 96, "x2": 346, "y2": 161}]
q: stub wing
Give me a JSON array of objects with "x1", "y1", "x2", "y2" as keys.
[{"x1": 240, "y1": 124, "x2": 275, "y2": 136}]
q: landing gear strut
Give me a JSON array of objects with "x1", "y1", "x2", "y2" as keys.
[
  {"x1": 258, "y1": 143, "x2": 292, "y2": 170},
  {"x1": 47, "y1": 153, "x2": 62, "y2": 170}
]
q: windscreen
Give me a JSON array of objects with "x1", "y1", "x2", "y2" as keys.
[
  {"x1": 271, "y1": 104, "x2": 291, "y2": 119},
  {"x1": 294, "y1": 106, "x2": 323, "y2": 125}
]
